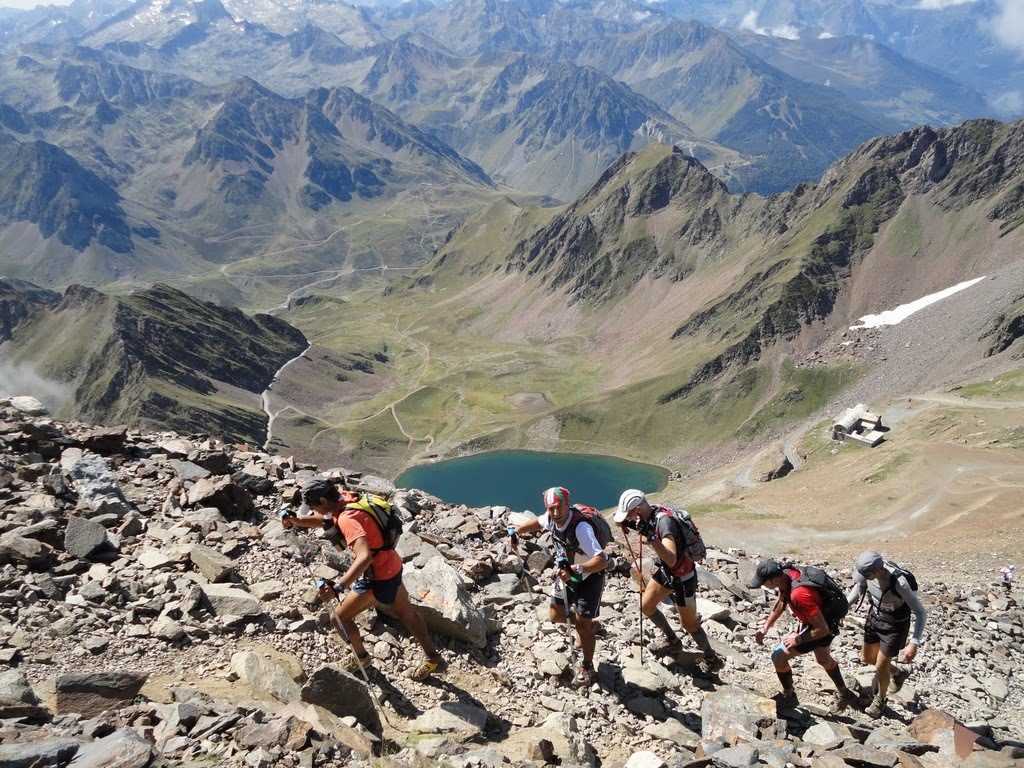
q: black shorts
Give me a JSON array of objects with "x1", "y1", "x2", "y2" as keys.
[
  {"x1": 792, "y1": 625, "x2": 837, "y2": 654},
  {"x1": 550, "y1": 572, "x2": 605, "y2": 619},
  {"x1": 865, "y1": 616, "x2": 910, "y2": 658},
  {"x1": 353, "y1": 572, "x2": 402, "y2": 605},
  {"x1": 652, "y1": 566, "x2": 697, "y2": 606}
]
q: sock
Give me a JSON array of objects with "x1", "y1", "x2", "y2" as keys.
[
  {"x1": 647, "y1": 610, "x2": 677, "y2": 641},
  {"x1": 690, "y1": 627, "x2": 714, "y2": 654},
  {"x1": 777, "y1": 670, "x2": 794, "y2": 691},
  {"x1": 826, "y1": 665, "x2": 847, "y2": 691}
]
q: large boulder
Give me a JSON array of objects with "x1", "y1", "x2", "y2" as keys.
[
  {"x1": 299, "y1": 665, "x2": 381, "y2": 735},
  {"x1": 701, "y1": 686, "x2": 784, "y2": 744},
  {"x1": 401, "y1": 556, "x2": 488, "y2": 648},
  {"x1": 64, "y1": 453, "x2": 132, "y2": 517},
  {"x1": 186, "y1": 477, "x2": 254, "y2": 518},
  {"x1": 0, "y1": 531, "x2": 54, "y2": 567},
  {"x1": 66, "y1": 728, "x2": 152, "y2": 768},
  {"x1": 52, "y1": 671, "x2": 147, "y2": 716},
  {"x1": 230, "y1": 646, "x2": 306, "y2": 703},
  {"x1": 200, "y1": 584, "x2": 265, "y2": 618},
  {"x1": 0, "y1": 670, "x2": 49, "y2": 720},
  {"x1": 0, "y1": 737, "x2": 80, "y2": 768},
  {"x1": 189, "y1": 544, "x2": 237, "y2": 582},
  {"x1": 908, "y1": 709, "x2": 980, "y2": 760},
  {"x1": 63, "y1": 516, "x2": 111, "y2": 560}
]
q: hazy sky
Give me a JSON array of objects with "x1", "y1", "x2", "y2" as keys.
[{"x1": 1, "y1": 0, "x2": 72, "y2": 9}]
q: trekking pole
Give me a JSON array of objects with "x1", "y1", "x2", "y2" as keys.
[
  {"x1": 618, "y1": 522, "x2": 648, "y2": 664},
  {"x1": 555, "y1": 560, "x2": 578, "y2": 678}
]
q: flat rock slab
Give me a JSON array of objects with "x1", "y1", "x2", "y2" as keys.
[
  {"x1": 67, "y1": 728, "x2": 152, "y2": 768},
  {"x1": 63, "y1": 516, "x2": 110, "y2": 559},
  {"x1": 200, "y1": 584, "x2": 265, "y2": 617},
  {"x1": 53, "y1": 671, "x2": 147, "y2": 716},
  {"x1": 411, "y1": 700, "x2": 488, "y2": 737},
  {"x1": 0, "y1": 737, "x2": 80, "y2": 767}
]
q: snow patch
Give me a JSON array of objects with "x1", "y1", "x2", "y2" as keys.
[{"x1": 849, "y1": 277, "x2": 986, "y2": 330}]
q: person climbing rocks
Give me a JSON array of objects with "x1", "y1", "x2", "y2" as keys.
[
  {"x1": 614, "y1": 489, "x2": 723, "y2": 675},
  {"x1": 509, "y1": 486, "x2": 608, "y2": 687},
  {"x1": 280, "y1": 477, "x2": 444, "y2": 682},
  {"x1": 847, "y1": 550, "x2": 927, "y2": 718},
  {"x1": 750, "y1": 559, "x2": 858, "y2": 714}
]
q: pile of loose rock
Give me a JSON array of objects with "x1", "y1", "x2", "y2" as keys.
[{"x1": 0, "y1": 395, "x2": 1021, "y2": 767}]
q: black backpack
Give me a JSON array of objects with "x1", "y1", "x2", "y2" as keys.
[
  {"x1": 885, "y1": 561, "x2": 918, "y2": 592},
  {"x1": 791, "y1": 566, "x2": 849, "y2": 626},
  {"x1": 551, "y1": 504, "x2": 613, "y2": 557}
]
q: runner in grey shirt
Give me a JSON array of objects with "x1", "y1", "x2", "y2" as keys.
[{"x1": 847, "y1": 549, "x2": 927, "y2": 718}]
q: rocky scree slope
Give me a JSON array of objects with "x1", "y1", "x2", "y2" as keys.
[{"x1": 0, "y1": 396, "x2": 1021, "y2": 767}]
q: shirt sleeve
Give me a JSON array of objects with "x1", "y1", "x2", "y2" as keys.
[
  {"x1": 847, "y1": 571, "x2": 866, "y2": 607},
  {"x1": 895, "y1": 576, "x2": 927, "y2": 645},
  {"x1": 789, "y1": 586, "x2": 822, "y2": 624},
  {"x1": 536, "y1": 512, "x2": 550, "y2": 529},
  {"x1": 574, "y1": 520, "x2": 604, "y2": 558}
]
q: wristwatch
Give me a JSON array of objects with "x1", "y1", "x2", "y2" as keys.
[{"x1": 573, "y1": 564, "x2": 585, "y2": 576}]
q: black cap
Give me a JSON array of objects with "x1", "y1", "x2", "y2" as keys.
[
  {"x1": 299, "y1": 477, "x2": 336, "y2": 511},
  {"x1": 748, "y1": 559, "x2": 784, "y2": 589}
]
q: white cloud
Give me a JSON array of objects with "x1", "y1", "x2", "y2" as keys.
[
  {"x1": 989, "y1": 0, "x2": 1024, "y2": 54},
  {"x1": 738, "y1": 10, "x2": 801, "y2": 40},
  {"x1": 0, "y1": 360, "x2": 72, "y2": 413},
  {"x1": 916, "y1": 0, "x2": 979, "y2": 8},
  {"x1": 990, "y1": 89, "x2": 1024, "y2": 117},
  {"x1": 818, "y1": 31, "x2": 836, "y2": 39}
]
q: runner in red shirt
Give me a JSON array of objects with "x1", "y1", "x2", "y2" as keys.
[
  {"x1": 750, "y1": 559, "x2": 857, "y2": 713},
  {"x1": 282, "y1": 478, "x2": 443, "y2": 682}
]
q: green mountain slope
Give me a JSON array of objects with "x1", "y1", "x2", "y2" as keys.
[{"x1": 3, "y1": 282, "x2": 308, "y2": 443}]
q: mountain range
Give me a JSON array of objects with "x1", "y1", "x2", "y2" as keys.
[{"x1": 6, "y1": 117, "x2": 1023, "y2": 476}]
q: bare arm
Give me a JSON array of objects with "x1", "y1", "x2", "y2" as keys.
[
  {"x1": 755, "y1": 593, "x2": 787, "y2": 644},
  {"x1": 281, "y1": 513, "x2": 329, "y2": 530}
]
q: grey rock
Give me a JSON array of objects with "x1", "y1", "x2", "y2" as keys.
[
  {"x1": 830, "y1": 744, "x2": 899, "y2": 767},
  {"x1": 189, "y1": 544, "x2": 237, "y2": 582},
  {"x1": 53, "y1": 671, "x2": 148, "y2": 716},
  {"x1": 624, "y1": 752, "x2": 667, "y2": 768},
  {"x1": 201, "y1": 583, "x2": 265, "y2": 617},
  {"x1": 712, "y1": 745, "x2": 760, "y2": 767},
  {"x1": 625, "y1": 694, "x2": 666, "y2": 719},
  {"x1": 186, "y1": 476, "x2": 254, "y2": 518},
  {"x1": 66, "y1": 454, "x2": 131, "y2": 517},
  {"x1": 299, "y1": 664, "x2": 381, "y2": 735},
  {"x1": 150, "y1": 616, "x2": 186, "y2": 641},
  {"x1": 9, "y1": 396, "x2": 48, "y2": 415},
  {"x1": 168, "y1": 459, "x2": 210, "y2": 481},
  {"x1": 410, "y1": 700, "x2": 488, "y2": 736},
  {"x1": 67, "y1": 728, "x2": 153, "y2": 768},
  {"x1": 64, "y1": 515, "x2": 111, "y2": 559},
  {"x1": 231, "y1": 647, "x2": 306, "y2": 703},
  {"x1": 401, "y1": 555, "x2": 489, "y2": 648},
  {"x1": 0, "y1": 669, "x2": 49, "y2": 720},
  {"x1": 0, "y1": 531, "x2": 54, "y2": 567},
  {"x1": 701, "y1": 685, "x2": 781, "y2": 743},
  {"x1": 0, "y1": 737, "x2": 79, "y2": 767}
]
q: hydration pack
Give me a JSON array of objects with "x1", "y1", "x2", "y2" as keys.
[
  {"x1": 791, "y1": 565, "x2": 849, "y2": 626},
  {"x1": 553, "y1": 504, "x2": 613, "y2": 554},
  {"x1": 342, "y1": 492, "x2": 403, "y2": 551},
  {"x1": 654, "y1": 505, "x2": 707, "y2": 564}
]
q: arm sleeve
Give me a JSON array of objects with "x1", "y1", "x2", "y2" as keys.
[
  {"x1": 895, "y1": 577, "x2": 927, "y2": 645},
  {"x1": 574, "y1": 521, "x2": 604, "y2": 558},
  {"x1": 847, "y1": 572, "x2": 866, "y2": 607}
]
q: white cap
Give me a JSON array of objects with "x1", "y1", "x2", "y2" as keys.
[{"x1": 614, "y1": 489, "x2": 646, "y2": 523}]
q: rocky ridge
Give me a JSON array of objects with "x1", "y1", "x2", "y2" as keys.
[{"x1": 0, "y1": 395, "x2": 1021, "y2": 768}]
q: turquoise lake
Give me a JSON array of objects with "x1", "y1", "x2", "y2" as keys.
[{"x1": 394, "y1": 450, "x2": 668, "y2": 512}]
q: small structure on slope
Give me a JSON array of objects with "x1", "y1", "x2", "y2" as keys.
[{"x1": 832, "y1": 403, "x2": 886, "y2": 447}]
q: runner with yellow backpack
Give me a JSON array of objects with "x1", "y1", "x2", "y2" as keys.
[{"x1": 280, "y1": 477, "x2": 444, "y2": 681}]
